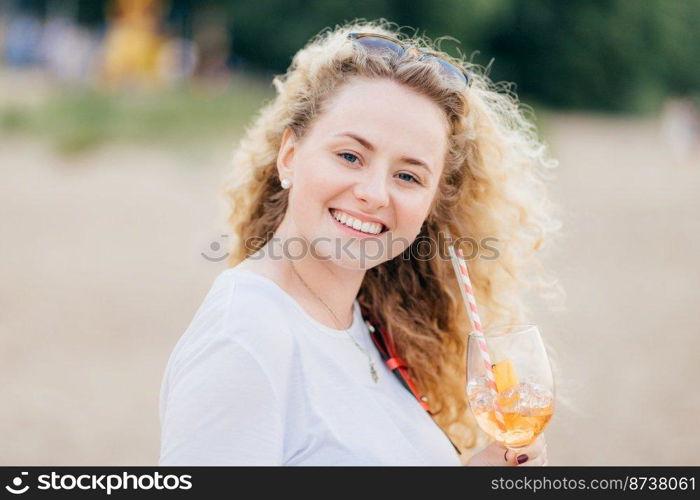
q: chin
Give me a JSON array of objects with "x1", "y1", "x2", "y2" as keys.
[{"x1": 324, "y1": 239, "x2": 394, "y2": 271}]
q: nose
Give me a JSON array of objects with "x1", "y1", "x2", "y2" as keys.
[{"x1": 352, "y1": 166, "x2": 390, "y2": 210}]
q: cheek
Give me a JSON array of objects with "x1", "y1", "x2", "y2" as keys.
[
  {"x1": 294, "y1": 157, "x2": 349, "y2": 206},
  {"x1": 288, "y1": 157, "x2": 343, "y2": 220},
  {"x1": 393, "y1": 197, "x2": 432, "y2": 238}
]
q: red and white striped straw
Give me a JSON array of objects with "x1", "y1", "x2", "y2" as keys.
[{"x1": 447, "y1": 243, "x2": 507, "y2": 432}]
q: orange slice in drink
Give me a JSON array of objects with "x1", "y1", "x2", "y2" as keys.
[{"x1": 492, "y1": 359, "x2": 518, "y2": 393}]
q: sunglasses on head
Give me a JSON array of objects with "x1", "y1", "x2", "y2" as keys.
[{"x1": 347, "y1": 32, "x2": 471, "y2": 89}]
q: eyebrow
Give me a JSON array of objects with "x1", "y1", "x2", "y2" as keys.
[{"x1": 334, "y1": 132, "x2": 433, "y2": 174}]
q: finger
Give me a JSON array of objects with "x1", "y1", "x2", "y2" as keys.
[
  {"x1": 517, "y1": 454, "x2": 547, "y2": 466},
  {"x1": 503, "y1": 447, "x2": 520, "y2": 465},
  {"x1": 504, "y1": 448, "x2": 530, "y2": 466},
  {"x1": 505, "y1": 440, "x2": 548, "y2": 466}
]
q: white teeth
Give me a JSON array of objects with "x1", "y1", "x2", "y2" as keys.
[
  {"x1": 331, "y1": 209, "x2": 384, "y2": 235},
  {"x1": 362, "y1": 221, "x2": 380, "y2": 233}
]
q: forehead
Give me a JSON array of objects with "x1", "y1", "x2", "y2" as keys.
[{"x1": 308, "y1": 78, "x2": 449, "y2": 162}]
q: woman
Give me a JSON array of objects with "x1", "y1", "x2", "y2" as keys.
[{"x1": 159, "y1": 20, "x2": 560, "y2": 466}]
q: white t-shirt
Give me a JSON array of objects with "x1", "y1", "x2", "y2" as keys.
[{"x1": 158, "y1": 266, "x2": 462, "y2": 466}]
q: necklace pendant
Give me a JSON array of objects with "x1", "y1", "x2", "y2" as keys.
[{"x1": 370, "y1": 363, "x2": 379, "y2": 383}]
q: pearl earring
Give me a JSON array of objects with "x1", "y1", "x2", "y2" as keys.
[{"x1": 281, "y1": 178, "x2": 292, "y2": 189}]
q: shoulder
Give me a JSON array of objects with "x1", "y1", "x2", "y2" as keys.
[
  {"x1": 222, "y1": 268, "x2": 297, "y2": 359},
  {"x1": 159, "y1": 268, "x2": 296, "y2": 465},
  {"x1": 167, "y1": 267, "x2": 297, "y2": 379}
]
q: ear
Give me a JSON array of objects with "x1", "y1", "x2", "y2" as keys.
[{"x1": 276, "y1": 126, "x2": 297, "y2": 182}]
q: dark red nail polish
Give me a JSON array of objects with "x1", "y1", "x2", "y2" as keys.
[{"x1": 517, "y1": 454, "x2": 528, "y2": 464}]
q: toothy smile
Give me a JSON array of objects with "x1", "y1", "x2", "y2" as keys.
[{"x1": 330, "y1": 208, "x2": 388, "y2": 235}]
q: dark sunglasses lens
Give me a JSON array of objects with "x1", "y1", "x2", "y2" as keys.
[
  {"x1": 432, "y1": 56, "x2": 468, "y2": 86},
  {"x1": 350, "y1": 34, "x2": 469, "y2": 88},
  {"x1": 353, "y1": 35, "x2": 404, "y2": 57}
]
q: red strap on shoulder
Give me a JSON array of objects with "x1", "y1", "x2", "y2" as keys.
[
  {"x1": 361, "y1": 307, "x2": 431, "y2": 412},
  {"x1": 360, "y1": 305, "x2": 462, "y2": 455},
  {"x1": 386, "y1": 357, "x2": 404, "y2": 371}
]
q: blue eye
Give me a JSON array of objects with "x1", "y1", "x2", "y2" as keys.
[
  {"x1": 397, "y1": 172, "x2": 420, "y2": 184},
  {"x1": 338, "y1": 152, "x2": 420, "y2": 185},
  {"x1": 338, "y1": 152, "x2": 360, "y2": 164}
]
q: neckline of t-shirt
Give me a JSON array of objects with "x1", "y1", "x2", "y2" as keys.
[{"x1": 227, "y1": 267, "x2": 363, "y2": 338}]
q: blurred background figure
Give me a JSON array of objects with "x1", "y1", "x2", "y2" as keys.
[
  {"x1": 100, "y1": 0, "x2": 167, "y2": 89},
  {"x1": 660, "y1": 98, "x2": 700, "y2": 166},
  {"x1": 190, "y1": 3, "x2": 229, "y2": 83},
  {"x1": 39, "y1": 13, "x2": 101, "y2": 84},
  {"x1": 98, "y1": 0, "x2": 228, "y2": 90},
  {"x1": 3, "y1": 10, "x2": 42, "y2": 67}
]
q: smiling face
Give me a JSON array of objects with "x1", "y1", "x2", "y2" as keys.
[{"x1": 276, "y1": 76, "x2": 449, "y2": 269}]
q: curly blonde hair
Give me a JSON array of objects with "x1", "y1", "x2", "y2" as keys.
[{"x1": 222, "y1": 19, "x2": 562, "y2": 458}]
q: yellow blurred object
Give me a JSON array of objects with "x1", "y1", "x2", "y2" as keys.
[
  {"x1": 100, "y1": 0, "x2": 166, "y2": 89},
  {"x1": 492, "y1": 359, "x2": 518, "y2": 393}
]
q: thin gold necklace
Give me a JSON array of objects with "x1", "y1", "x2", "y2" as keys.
[{"x1": 288, "y1": 259, "x2": 379, "y2": 383}]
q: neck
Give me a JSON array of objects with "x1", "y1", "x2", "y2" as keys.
[{"x1": 255, "y1": 224, "x2": 366, "y2": 330}]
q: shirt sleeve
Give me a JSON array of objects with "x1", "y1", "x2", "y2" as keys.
[{"x1": 159, "y1": 332, "x2": 284, "y2": 465}]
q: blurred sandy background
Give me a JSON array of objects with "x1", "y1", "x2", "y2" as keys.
[{"x1": 1, "y1": 0, "x2": 699, "y2": 466}]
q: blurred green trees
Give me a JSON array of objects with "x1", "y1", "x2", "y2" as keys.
[
  {"x1": 482, "y1": 0, "x2": 700, "y2": 111},
  {"x1": 218, "y1": 0, "x2": 700, "y2": 112}
]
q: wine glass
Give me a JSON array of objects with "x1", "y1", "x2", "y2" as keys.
[{"x1": 467, "y1": 324, "x2": 555, "y2": 451}]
